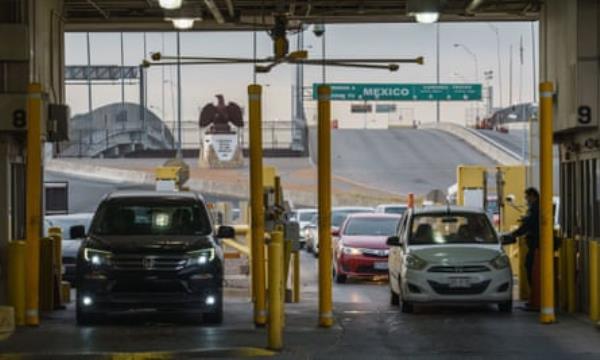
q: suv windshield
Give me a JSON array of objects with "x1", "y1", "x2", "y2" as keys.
[
  {"x1": 384, "y1": 206, "x2": 407, "y2": 215},
  {"x1": 344, "y1": 217, "x2": 400, "y2": 236},
  {"x1": 90, "y1": 199, "x2": 212, "y2": 236},
  {"x1": 299, "y1": 211, "x2": 316, "y2": 222},
  {"x1": 409, "y1": 213, "x2": 497, "y2": 245}
]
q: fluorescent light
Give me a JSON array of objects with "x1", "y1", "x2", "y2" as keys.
[
  {"x1": 171, "y1": 18, "x2": 197, "y2": 30},
  {"x1": 415, "y1": 12, "x2": 440, "y2": 24},
  {"x1": 159, "y1": 0, "x2": 183, "y2": 10}
]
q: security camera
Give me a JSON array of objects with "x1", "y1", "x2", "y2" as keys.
[
  {"x1": 313, "y1": 23, "x2": 325, "y2": 37},
  {"x1": 505, "y1": 194, "x2": 516, "y2": 204}
]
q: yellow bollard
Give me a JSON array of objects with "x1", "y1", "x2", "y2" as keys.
[
  {"x1": 317, "y1": 85, "x2": 333, "y2": 328},
  {"x1": 518, "y1": 237, "x2": 530, "y2": 301},
  {"x1": 48, "y1": 227, "x2": 63, "y2": 306},
  {"x1": 292, "y1": 251, "x2": 300, "y2": 303},
  {"x1": 566, "y1": 238, "x2": 577, "y2": 313},
  {"x1": 539, "y1": 81, "x2": 555, "y2": 324},
  {"x1": 589, "y1": 241, "x2": 599, "y2": 321},
  {"x1": 25, "y1": 83, "x2": 44, "y2": 326},
  {"x1": 267, "y1": 230, "x2": 284, "y2": 351},
  {"x1": 248, "y1": 84, "x2": 267, "y2": 326},
  {"x1": 8, "y1": 241, "x2": 26, "y2": 326},
  {"x1": 39, "y1": 237, "x2": 55, "y2": 312}
]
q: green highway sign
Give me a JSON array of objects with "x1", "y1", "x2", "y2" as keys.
[{"x1": 312, "y1": 83, "x2": 482, "y2": 101}]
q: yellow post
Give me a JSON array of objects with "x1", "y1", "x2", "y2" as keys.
[
  {"x1": 539, "y1": 81, "x2": 555, "y2": 324},
  {"x1": 48, "y1": 227, "x2": 63, "y2": 305},
  {"x1": 8, "y1": 241, "x2": 26, "y2": 326},
  {"x1": 589, "y1": 241, "x2": 599, "y2": 321},
  {"x1": 267, "y1": 230, "x2": 284, "y2": 351},
  {"x1": 317, "y1": 85, "x2": 333, "y2": 328},
  {"x1": 566, "y1": 238, "x2": 577, "y2": 313},
  {"x1": 559, "y1": 235, "x2": 568, "y2": 311},
  {"x1": 292, "y1": 251, "x2": 300, "y2": 303},
  {"x1": 518, "y1": 237, "x2": 530, "y2": 300},
  {"x1": 25, "y1": 83, "x2": 43, "y2": 326},
  {"x1": 248, "y1": 84, "x2": 267, "y2": 326}
]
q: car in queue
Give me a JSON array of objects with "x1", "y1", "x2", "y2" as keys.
[
  {"x1": 73, "y1": 191, "x2": 233, "y2": 325},
  {"x1": 375, "y1": 203, "x2": 408, "y2": 215},
  {"x1": 291, "y1": 208, "x2": 317, "y2": 248},
  {"x1": 45, "y1": 213, "x2": 95, "y2": 286},
  {"x1": 387, "y1": 206, "x2": 515, "y2": 314},
  {"x1": 333, "y1": 213, "x2": 402, "y2": 283},
  {"x1": 309, "y1": 206, "x2": 375, "y2": 257}
]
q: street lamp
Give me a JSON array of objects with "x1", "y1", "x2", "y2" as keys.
[
  {"x1": 453, "y1": 43, "x2": 480, "y2": 121},
  {"x1": 488, "y1": 23, "x2": 503, "y2": 108}
]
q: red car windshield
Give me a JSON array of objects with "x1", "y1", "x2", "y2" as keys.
[{"x1": 343, "y1": 217, "x2": 400, "y2": 236}]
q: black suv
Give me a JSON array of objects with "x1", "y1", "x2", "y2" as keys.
[{"x1": 71, "y1": 191, "x2": 233, "y2": 325}]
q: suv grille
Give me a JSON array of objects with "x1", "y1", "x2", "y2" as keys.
[
  {"x1": 112, "y1": 254, "x2": 187, "y2": 271},
  {"x1": 428, "y1": 265, "x2": 490, "y2": 273}
]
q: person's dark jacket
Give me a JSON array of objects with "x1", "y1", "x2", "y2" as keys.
[{"x1": 512, "y1": 200, "x2": 539, "y2": 250}]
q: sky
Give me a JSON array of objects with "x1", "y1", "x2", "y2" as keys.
[{"x1": 64, "y1": 21, "x2": 539, "y2": 126}]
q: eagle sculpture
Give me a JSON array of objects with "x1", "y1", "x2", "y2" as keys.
[{"x1": 199, "y1": 95, "x2": 244, "y2": 134}]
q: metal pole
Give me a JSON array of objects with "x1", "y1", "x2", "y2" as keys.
[
  {"x1": 267, "y1": 230, "x2": 284, "y2": 350},
  {"x1": 86, "y1": 32, "x2": 93, "y2": 144},
  {"x1": 509, "y1": 44, "x2": 513, "y2": 106},
  {"x1": 120, "y1": 32, "x2": 125, "y2": 105},
  {"x1": 292, "y1": 251, "x2": 300, "y2": 303},
  {"x1": 248, "y1": 84, "x2": 267, "y2": 326},
  {"x1": 176, "y1": 31, "x2": 182, "y2": 156},
  {"x1": 489, "y1": 24, "x2": 503, "y2": 108},
  {"x1": 161, "y1": 33, "x2": 166, "y2": 121},
  {"x1": 317, "y1": 85, "x2": 333, "y2": 328},
  {"x1": 436, "y1": 24, "x2": 440, "y2": 123},
  {"x1": 25, "y1": 83, "x2": 43, "y2": 326},
  {"x1": 539, "y1": 81, "x2": 555, "y2": 324},
  {"x1": 531, "y1": 22, "x2": 537, "y2": 103}
]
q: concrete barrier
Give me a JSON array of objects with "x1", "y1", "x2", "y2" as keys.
[{"x1": 420, "y1": 123, "x2": 521, "y2": 165}]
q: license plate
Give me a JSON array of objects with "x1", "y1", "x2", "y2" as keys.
[
  {"x1": 448, "y1": 277, "x2": 471, "y2": 288},
  {"x1": 374, "y1": 262, "x2": 388, "y2": 270}
]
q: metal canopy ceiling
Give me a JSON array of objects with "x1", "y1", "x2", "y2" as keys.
[{"x1": 63, "y1": 0, "x2": 541, "y2": 31}]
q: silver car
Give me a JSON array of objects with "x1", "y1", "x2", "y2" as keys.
[{"x1": 387, "y1": 206, "x2": 515, "y2": 313}]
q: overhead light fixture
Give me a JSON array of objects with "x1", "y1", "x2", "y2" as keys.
[
  {"x1": 407, "y1": 0, "x2": 444, "y2": 24},
  {"x1": 159, "y1": 0, "x2": 183, "y2": 10},
  {"x1": 414, "y1": 12, "x2": 439, "y2": 24},
  {"x1": 169, "y1": 17, "x2": 200, "y2": 30}
]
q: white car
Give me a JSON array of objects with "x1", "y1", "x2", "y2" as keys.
[
  {"x1": 292, "y1": 208, "x2": 317, "y2": 246},
  {"x1": 387, "y1": 206, "x2": 515, "y2": 313},
  {"x1": 375, "y1": 203, "x2": 408, "y2": 215}
]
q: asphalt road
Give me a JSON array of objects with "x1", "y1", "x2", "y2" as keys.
[
  {"x1": 477, "y1": 129, "x2": 529, "y2": 158},
  {"x1": 310, "y1": 128, "x2": 495, "y2": 196}
]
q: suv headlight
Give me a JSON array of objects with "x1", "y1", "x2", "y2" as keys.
[
  {"x1": 490, "y1": 254, "x2": 510, "y2": 269},
  {"x1": 187, "y1": 248, "x2": 216, "y2": 266},
  {"x1": 83, "y1": 248, "x2": 112, "y2": 266},
  {"x1": 405, "y1": 254, "x2": 427, "y2": 270},
  {"x1": 341, "y1": 246, "x2": 362, "y2": 256}
]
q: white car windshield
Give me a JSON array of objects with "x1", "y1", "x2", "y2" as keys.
[
  {"x1": 299, "y1": 211, "x2": 316, "y2": 222},
  {"x1": 344, "y1": 217, "x2": 400, "y2": 236},
  {"x1": 409, "y1": 213, "x2": 497, "y2": 245}
]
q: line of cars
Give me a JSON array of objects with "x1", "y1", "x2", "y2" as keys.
[{"x1": 292, "y1": 202, "x2": 516, "y2": 313}]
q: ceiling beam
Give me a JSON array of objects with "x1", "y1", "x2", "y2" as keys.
[{"x1": 204, "y1": 0, "x2": 225, "y2": 23}]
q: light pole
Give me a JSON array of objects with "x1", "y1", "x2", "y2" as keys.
[
  {"x1": 453, "y1": 43, "x2": 480, "y2": 121},
  {"x1": 488, "y1": 24, "x2": 503, "y2": 108}
]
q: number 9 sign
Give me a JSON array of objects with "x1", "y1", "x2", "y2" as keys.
[{"x1": 578, "y1": 105, "x2": 592, "y2": 125}]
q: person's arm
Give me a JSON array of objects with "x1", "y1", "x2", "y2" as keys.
[{"x1": 512, "y1": 211, "x2": 532, "y2": 238}]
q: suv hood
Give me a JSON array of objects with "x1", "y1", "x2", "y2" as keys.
[
  {"x1": 409, "y1": 244, "x2": 502, "y2": 265},
  {"x1": 87, "y1": 235, "x2": 213, "y2": 253}
]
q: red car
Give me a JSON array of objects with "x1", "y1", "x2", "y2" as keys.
[{"x1": 333, "y1": 213, "x2": 402, "y2": 283}]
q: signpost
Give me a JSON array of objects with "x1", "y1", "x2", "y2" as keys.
[{"x1": 312, "y1": 83, "x2": 482, "y2": 101}]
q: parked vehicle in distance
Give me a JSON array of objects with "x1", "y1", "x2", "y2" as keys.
[
  {"x1": 45, "y1": 213, "x2": 95, "y2": 286},
  {"x1": 291, "y1": 208, "x2": 317, "y2": 247},
  {"x1": 311, "y1": 207, "x2": 375, "y2": 257},
  {"x1": 375, "y1": 204, "x2": 408, "y2": 215},
  {"x1": 387, "y1": 206, "x2": 515, "y2": 314},
  {"x1": 74, "y1": 191, "x2": 231, "y2": 325},
  {"x1": 333, "y1": 213, "x2": 402, "y2": 283}
]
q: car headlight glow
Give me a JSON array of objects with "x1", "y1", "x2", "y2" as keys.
[
  {"x1": 83, "y1": 248, "x2": 112, "y2": 266},
  {"x1": 341, "y1": 246, "x2": 362, "y2": 256},
  {"x1": 405, "y1": 254, "x2": 427, "y2": 270},
  {"x1": 490, "y1": 254, "x2": 510, "y2": 269},
  {"x1": 187, "y1": 248, "x2": 216, "y2": 266}
]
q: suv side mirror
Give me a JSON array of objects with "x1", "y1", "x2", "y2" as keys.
[
  {"x1": 386, "y1": 236, "x2": 401, "y2": 247},
  {"x1": 216, "y1": 225, "x2": 235, "y2": 239},
  {"x1": 70, "y1": 225, "x2": 86, "y2": 239},
  {"x1": 500, "y1": 233, "x2": 516, "y2": 245}
]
